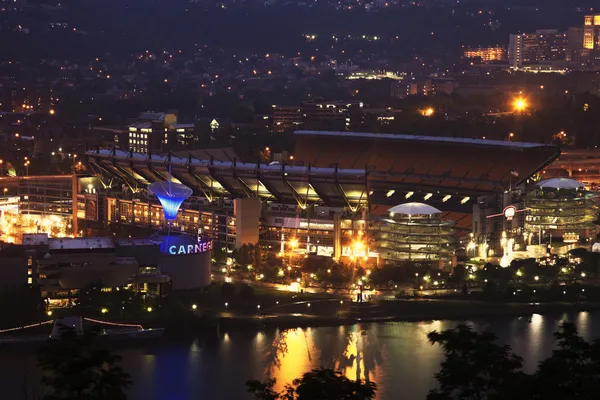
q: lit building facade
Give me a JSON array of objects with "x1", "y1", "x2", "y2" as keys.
[
  {"x1": 584, "y1": 15, "x2": 600, "y2": 51},
  {"x1": 463, "y1": 47, "x2": 506, "y2": 62},
  {"x1": 524, "y1": 178, "x2": 597, "y2": 245},
  {"x1": 371, "y1": 203, "x2": 455, "y2": 267},
  {"x1": 509, "y1": 30, "x2": 568, "y2": 68}
]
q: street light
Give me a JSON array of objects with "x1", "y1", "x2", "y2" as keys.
[
  {"x1": 512, "y1": 97, "x2": 528, "y2": 113},
  {"x1": 421, "y1": 107, "x2": 434, "y2": 117}
]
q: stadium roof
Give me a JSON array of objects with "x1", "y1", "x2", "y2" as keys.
[
  {"x1": 295, "y1": 130, "x2": 549, "y2": 149},
  {"x1": 86, "y1": 131, "x2": 559, "y2": 216},
  {"x1": 293, "y1": 130, "x2": 560, "y2": 194}
]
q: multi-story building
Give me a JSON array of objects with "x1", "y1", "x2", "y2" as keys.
[
  {"x1": 463, "y1": 47, "x2": 506, "y2": 63},
  {"x1": 268, "y1": 100, "x2": 365, "y2": 131},
  {"x1": 508, "y1": 34, "x2": 524, "y2": 68},
  {"x1": 390, "y1": 79, "x2": 456, "y2": 98},
  {"x1": 583, "y1": 15, "x2": 600, "y2": 68},
  {"x1": 0, "y1": 85, "x2": 55, "y2": 113},
  {"x1": 584, "y1": 15, "x2": 600, "y2": 52},
  {"x1": 567, "y1": 27, "x2": 585, "y2": 63},
  {"x1": 126, "y1": 112, "x2": 197, "y2": 153},
  {"x1": 271, "y1": 106, "x2": 302, "y2": 132},
  {"x1": 301, "y1": 99, "x2": 364, "y2": 131},
  {"x1": 509, "y1": 30, "x2": 568, "y2": 68}
]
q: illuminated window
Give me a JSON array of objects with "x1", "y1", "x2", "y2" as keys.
[
  {"x1": 27, "y1": 256, "x2": 33, "y2": 266},
  {"x1": 27, "y1": 277, "x2": 32, "y2": 284}
]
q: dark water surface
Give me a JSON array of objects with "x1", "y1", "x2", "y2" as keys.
[{"x1": 1, "y1": 311, "x2": 596, "y2": 400}]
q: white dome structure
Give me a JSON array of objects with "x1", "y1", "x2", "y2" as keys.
[
  {"x1": 526, "y1": 177, "x2": 596, "y2": 244},
  {"x1": 373, "y1": 202, "x2": 454, "y2": 264},
  {"x1": 536, "y1": 178, "x2": 584, "y2": 190},
  {"x1": 388, "y1": 202, "x2": 441, "y2": 216}
]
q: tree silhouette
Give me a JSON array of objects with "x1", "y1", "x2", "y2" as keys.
[
  {"x1": 247, "y1": 368, "x2": 376, "y2": 400},
  {"x1": 428, "y1": 322, "x2": 600, "y2": 400},
  {"x1": 38, "y1": 326, "x2": 131, "y2": 400}
]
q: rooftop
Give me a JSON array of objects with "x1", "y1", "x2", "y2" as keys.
[
  {"x1": 294, "y1": 130, "x2": 553, "y2": 150},
  {"x1": 388, "y1": 202, "x2": 442, "y2": 216},
  {"x1": 48, "y1": 237, "x2": 115, "y2": 251},
  {"x1": 22, "y1": 233, "x2": 50, "y2": 246}
]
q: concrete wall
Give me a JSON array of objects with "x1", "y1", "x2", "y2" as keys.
[
  {"x1": 0, "y1": 256, "x2": 27, "y2": 292},
  {"x1": 159, "y1": 251, "x2": 211, "y2": 290},
  {"x1": 234, "y1": 197, "x2": 261, "y2": 248}
]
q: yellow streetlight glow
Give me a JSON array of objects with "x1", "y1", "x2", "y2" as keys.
[
  {"x1": 421, "y1": 107, "x2": 434, "y2": 117},
  {"x1": 513, "y1": 97, "x2": 528, "y2": 113},
  {"x1": 289, "y1": 238, "x2": 299, "y2": 249}
]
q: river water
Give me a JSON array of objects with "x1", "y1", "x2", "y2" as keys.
[{"x1": 1, "y1": 311, "x2": 597, "y2": 400}]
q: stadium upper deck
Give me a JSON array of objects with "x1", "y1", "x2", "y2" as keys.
[
  {"x1": 294, "y1": 131, "x2": 560, "y2": 194},
  {"x1": 85, "y1": 131, "x2": 560, "y2": 212}
]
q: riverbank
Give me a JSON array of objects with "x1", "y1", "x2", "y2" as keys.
[{"x1": 212, "y1": 298, "x2": 600, "y2": 331}]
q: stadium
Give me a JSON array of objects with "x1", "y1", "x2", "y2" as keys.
[{"x1": 82, "y1": 130, "x2": 562, "y2": 268}]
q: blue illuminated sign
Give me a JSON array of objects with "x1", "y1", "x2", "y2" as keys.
[{"x1": 168, "y1": 240, "x2": 213, "y2": 255}]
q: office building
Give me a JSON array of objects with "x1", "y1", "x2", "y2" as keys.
[
  {"x1": 271, "y1": 106, "x2": 302, "y2": 132},
  {"x1": 127, "y1": 112, "x2": 196, "y2": 153},
  {"x1": 509, "y1": 30, "x2": 568, "y2": 68},
  {"x1": 567, "y1": 27, "x2": 584, "y2": 63},
  {"x1": 584, "y1": 15, "x2": 600, "y2": 51}
]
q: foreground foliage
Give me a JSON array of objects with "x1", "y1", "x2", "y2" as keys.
[
  {"x1": 428, "y1": 321, "x2": 600, "y2": 400},
  {"x1": 247, "y1": 368, "x2": 376, "y2": 400},
  {"x1": 38, "y1": 328, "x2": 131, "y2": 400}
]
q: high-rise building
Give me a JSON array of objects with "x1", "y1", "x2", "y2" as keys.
[
  {"x1": 567, "y1": 27, "x2": 584, "y2": 63},
  {"x1": 509, "y1": 30, "x2": 568, "y2": 68},
  {"x1": 509, "y1": 34, "x2": 524, "y2": 68},
  {"x1": 583, "y1": 15, "x2": 600, "y2": 68},
  {"x1": 583, "y1": 15, "x2": 600, "y2": 51}
]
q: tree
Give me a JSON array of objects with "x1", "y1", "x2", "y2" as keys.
[
  {"x1": 247, "y1": 368, "x2": 376, "y2": 400},
  {"x1": 427, "y1": 325, "x2": 531, "y2": 400},
  {"x1": 428, "y1": 322, "x2": 600, "y2": 400},
  {"x1": 38, "y1": 326, "x2": 131, "y2": 400},
  {"x1": 533, "y1": 323, "x2": 600, "y2": 400}
]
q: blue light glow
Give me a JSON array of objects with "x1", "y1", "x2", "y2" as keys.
[{"x1": 148, "y1": 182, "x2": 193, "y2": 221}]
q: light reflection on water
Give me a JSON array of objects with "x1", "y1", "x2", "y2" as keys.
[{"x1": 2, "y1": 312, "x2": 600, "y2": 400}]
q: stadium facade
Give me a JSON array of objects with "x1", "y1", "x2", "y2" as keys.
[
  {"x1": 80, "y1": 130, "x2": 564, "y2": 267},
  {"x1": 0, "y1": 130, "x2": 571, "y2": 294}
]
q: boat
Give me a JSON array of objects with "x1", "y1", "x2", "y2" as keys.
[{"x1": 0, "y1": 316, "x2": 164, "y2": 346}]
